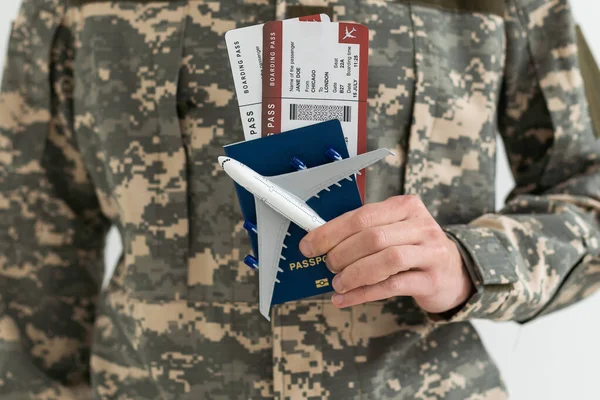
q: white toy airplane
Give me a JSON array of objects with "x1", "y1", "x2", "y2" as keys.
[{"x1": 218, "y1": 148, "x2": 391, "y2": 319}]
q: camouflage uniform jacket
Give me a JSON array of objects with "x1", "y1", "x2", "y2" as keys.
[{"x1": 1, "y1": 0, "x2": 599, "y2": 399}]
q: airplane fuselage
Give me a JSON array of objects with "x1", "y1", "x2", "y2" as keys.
[{"x1": 219, "y1": 157, "x2": 326, "y2": 232}]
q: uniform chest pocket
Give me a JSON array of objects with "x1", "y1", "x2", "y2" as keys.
[
  {"x1": 73, "y1": 8, "x2": 191, "y2": 302},
  {"x1": 405, "y1": 5, "x2": 506, "y2": 225}
]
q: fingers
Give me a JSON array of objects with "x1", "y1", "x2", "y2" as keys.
[
  {"x1": 325, "y1": 219, "x2": 434, "y2": 273},
  {"x1": 331, "y1": 270, "x2": 433, "y2": 308},
  {"x1": 331, "y1": 245, "x2": 439, "y2": 294},
  {"x1": 300, "y1": 195, "x2": 425, "y2": 257}
]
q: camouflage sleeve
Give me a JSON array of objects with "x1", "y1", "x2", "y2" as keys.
[
  {"x1": 0, "y1": 2, "x2": 110, "y2": 398},
  {"x1": 442, "y1": 0, "x2": 600, "y2": 323}
]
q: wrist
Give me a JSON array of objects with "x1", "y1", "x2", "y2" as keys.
[{"x1": 434, "y1": 235, "x2": 478, "y2": 318}]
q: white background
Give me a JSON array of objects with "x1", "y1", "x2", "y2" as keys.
[{"x1": 0, "y1": 2, "x2": 598, "y2": 399}]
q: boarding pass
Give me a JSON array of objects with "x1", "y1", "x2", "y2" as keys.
[
  {"x1": 225, "y1": 14, "x2": 330, "y2": 140},
  {"x1": 261, "y1": 20, "x2": 369, "y2": 197}
]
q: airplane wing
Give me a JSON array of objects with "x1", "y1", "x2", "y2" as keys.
[
  {"x1": 255, "y1": 198, "x2": 291, "y2": 321},
  {"x1": 268, "y1": 148, "x2": 392, "y2": 201}
]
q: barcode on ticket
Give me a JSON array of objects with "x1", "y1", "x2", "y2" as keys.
[{"x1": 289, "y1": 104, "x2": 352, "y2": 122}]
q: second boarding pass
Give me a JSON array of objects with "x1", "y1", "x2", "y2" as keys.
[{"x1": 225, "y1": 14, "x2": 330, "y2": 140}]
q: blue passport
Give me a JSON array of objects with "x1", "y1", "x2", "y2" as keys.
[{"x1": 224, "y1": 120, "x2": 363, "y2": 304}]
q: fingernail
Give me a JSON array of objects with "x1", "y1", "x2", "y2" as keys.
[
  {"x1": 325, "y1": 257, "x2": 335, "y2": 273},
  {"x1": 299, "y1": 239, "x2": 313, "y2": 257},
  {"x1": 332, "y1": 293, "x2": 344, "y2": 306},
  {"x1": 332, "y1": 275, "x2": 344, "y2": 293}
]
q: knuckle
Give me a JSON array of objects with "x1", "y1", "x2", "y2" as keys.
[
  {"x1": 367, "y1": 227, "x2": 387, "y2": 250},
  {"x1": 314, "y1": 229, "x2": 325, "y2": 241},
  {"x1": 346, "y1": 266, "x2": 362, "y2": 285},
  {"x1": 352, "y1": 209, "x2": 372, "y2": 231},
  {"x1": 310, "y1": 231, "x2": 325, "y2": 248},
  {"x1": 386, "y1": 247, "x2": 405, "y2": 267},
  {"x1": 387, "y1": 195, "x2": 405, "y2": 208},
  {"x1": 435, "y1": 242, "x2": 451, "y2": 259},
  {"x1": 386, "y1": 275, "x2": 404, "y2": 292},
  {"x1": 406, "y1": 195, "x2": 426, "y2": 213},
  {"x1": 425, "y1": 223, "x2": 442, "y2": 240},
  {"x1": 387, "y1": 196, "x2": 408, "y2": 213},
  {"x1": 405, "y1": 194, "x2": 420, "y2": 207}
]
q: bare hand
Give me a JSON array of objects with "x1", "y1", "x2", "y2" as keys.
[{"x1": 299, "y1": 195, "x2": 474, "y2": 314}]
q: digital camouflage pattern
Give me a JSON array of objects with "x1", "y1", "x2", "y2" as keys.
[{"x1": 0, "y1": 0, "x2": 599, "y2": 399}]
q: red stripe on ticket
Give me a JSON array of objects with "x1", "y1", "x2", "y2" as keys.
[{"x1": 262, "y1": 21, "x2": 283, "y2": 136}]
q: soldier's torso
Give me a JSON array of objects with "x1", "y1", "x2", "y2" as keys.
[{"x1": 63, "y1": 0, "x2": 507, "y2": 398}]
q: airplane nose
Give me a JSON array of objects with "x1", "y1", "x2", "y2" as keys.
[{"x1": 218, "y1": 156, "x2": 229, "y2": 170}]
